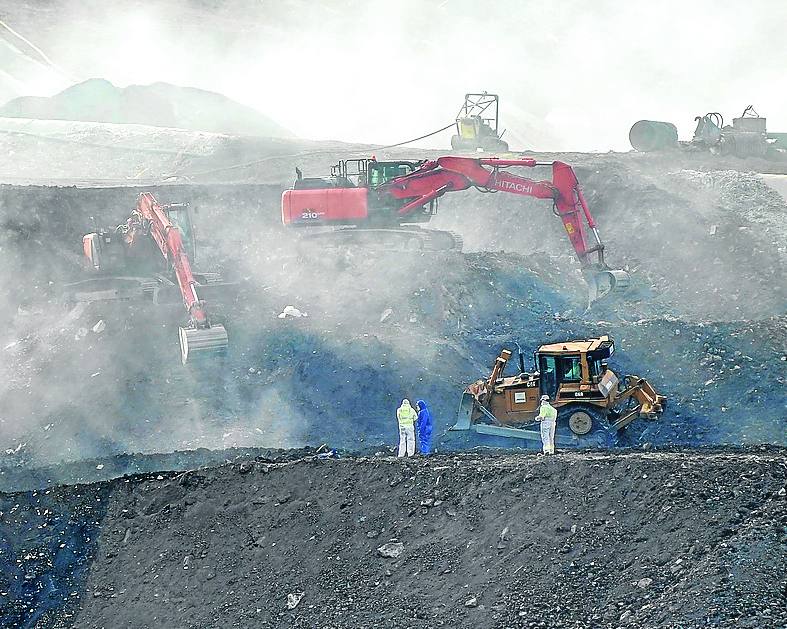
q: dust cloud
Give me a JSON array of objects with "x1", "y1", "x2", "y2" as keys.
[
  {"x1": 0, "y1": 1, "x2": 784, "y2": 468},
  {"x1": 2, "y1": 0, "x2": 786, "y2": 150}
]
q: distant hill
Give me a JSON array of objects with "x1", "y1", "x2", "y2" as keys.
[{"x1": 0, "y1": 78, "x2": 292, "y2": 138}]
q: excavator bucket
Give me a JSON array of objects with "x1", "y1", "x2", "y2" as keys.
[
  {"x1": 585, "y1": 269, "x2": 631, "y2": 304},
  {"x1": 179, "y1": 324, "x2": 228, "y2": 365}
]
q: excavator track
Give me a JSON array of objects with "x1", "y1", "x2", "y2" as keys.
[
  {"x1": 63, "y1": 276, "x2": 160, "y2": 303},
  {"x1": 299, "y1": 226, "x2": 464, "y2": 253}
]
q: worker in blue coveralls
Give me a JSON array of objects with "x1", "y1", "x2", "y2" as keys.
[{"x1": 415, "y1": 400, "x2": 433, "y2": 455}]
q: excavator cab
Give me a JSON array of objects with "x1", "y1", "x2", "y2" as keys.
[
  {"x1": 303, "y1": 159, "x2": 423, "y2": 189},
  {"x1": 82, "y1": 203, "x2": 198, "y2": 276},
  {"x1": 451, "y1": 92, "x2": 509, "y2": 152},
  {"x1": 367, "y1": 160, "x2": 420, "y2": 187}
]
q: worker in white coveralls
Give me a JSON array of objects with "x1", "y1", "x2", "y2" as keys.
[
  {"x1": 536, "y1": 394, "x2": 558, "y2": 455},
  {"x1": 396, "y1": 399, "x2": 417, "y2": 457}
]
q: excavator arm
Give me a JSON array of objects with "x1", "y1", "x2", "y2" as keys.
[
  {"x1": 124, "y1": 193, "x2": 228, "y2": 363},
  {"x1": 133, "y1": 193, "x2": 208, "y2": 328},
  {"x1": 377, "y1": 157, "x2": 629, "y2": 299}
]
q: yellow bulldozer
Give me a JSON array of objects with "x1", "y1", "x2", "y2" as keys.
[
  {"x1": 452, "y1": 335, "x2": 665, "y2": 447},
  {"x1": 450, "y1": 92, "x2": 509, "y2": 152}
]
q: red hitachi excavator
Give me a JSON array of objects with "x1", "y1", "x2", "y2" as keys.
[
  {"x1": 282, "y1": 156, "x2": 629, "y2": 300},
  {"x1": 74, "y1": 192, "x2": 228, "y2": 363}
]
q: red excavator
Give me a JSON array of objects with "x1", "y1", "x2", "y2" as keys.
[
  {"x1": 282, "y1": 156, "x2": 629, "y2": 300},
  {"x1": 72, "y1": 192, "x2": 228, "y2": 363}
]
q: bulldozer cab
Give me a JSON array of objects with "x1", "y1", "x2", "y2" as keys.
[
  {"x1": 457, "y1": 115, "x2": 499, "y2": 141},
  {"x1": 535, "y1": 336, "x2": 615, "y2": 400},
  {"x1": 458, "y1": 116, "x2": 482, "y2": 140}
]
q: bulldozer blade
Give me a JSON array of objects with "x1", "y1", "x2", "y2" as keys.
[
  {"x1": 471, "y1": 423, "x2": 582, "y2": 446},
  {"x1": 179, "y1": 324, "x2": 228, "y2": 364},
  {"x1": 585, "y1": 269, "x2": 631, "y2": 304},
  {"x1": 450, "y1": 391, "x2": 475, "y2": 431}
]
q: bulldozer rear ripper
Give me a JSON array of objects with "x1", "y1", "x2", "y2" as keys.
[{"x1": 452, "y1": 335, "x2": 666, "y2": 447}]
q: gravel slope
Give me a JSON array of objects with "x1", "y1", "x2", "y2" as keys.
[{"x1": 2, "y1": 448, "x2": 784, "y2": 628}]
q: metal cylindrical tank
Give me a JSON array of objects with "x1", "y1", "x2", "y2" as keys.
[{"x1": 629, "y1": 120, "x2": 679, "y2": 152}]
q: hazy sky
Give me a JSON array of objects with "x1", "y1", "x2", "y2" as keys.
[{"x1": 2, "y1": 0, "x2": 785, "y2": 151}]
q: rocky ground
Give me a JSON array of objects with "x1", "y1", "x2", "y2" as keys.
[
  {"x1": 0, "y1": 93, "x2": 785, "y2": 627},
  {"x1": 0, "y1": 147, "x2": 784, "y2": 469},
  {"x1": 1, "y1": 448, "x2": 785, "y2": 628},
  {"x1": 0, "y1": 4, "x2": 785, "y2": 627}
]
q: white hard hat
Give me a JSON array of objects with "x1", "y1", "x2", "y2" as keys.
[
  {"x1": 540, "y1": 395, "x2": 550, "y2": 401},
  {"x1": 402, "y1": 398, "x2": 410, "y2": 405}
]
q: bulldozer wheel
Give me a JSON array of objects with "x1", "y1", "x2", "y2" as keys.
[
  {"x1": 567, "y1": 409, "x2": 594, "y2": 436},
  {"x1": 558, "y1": 404, "x2": 615, "y2": 447}
]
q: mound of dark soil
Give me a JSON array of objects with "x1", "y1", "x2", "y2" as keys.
[{"x1": 2, "y1": 448, "x2": 784, "y2": 628}]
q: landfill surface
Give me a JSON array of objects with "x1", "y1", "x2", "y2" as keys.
[
  {"x1": 0, "y1": 57, "x2": 785, "y2": 628},
  {"x1": 0, "y1": 147, "x2": 784, "y2": 468},
  {"x1": 1, "y1": 448, "x2": 785, "y2": 628},
  {"x1": 0, "y1": 141, "x2": 785, "y2": 628}
]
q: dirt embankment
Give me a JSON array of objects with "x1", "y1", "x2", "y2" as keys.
[{"x1": 2, "y1": 448, "x2": 785, "y2": 628}]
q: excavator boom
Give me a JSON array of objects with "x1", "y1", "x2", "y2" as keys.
[
  {"x1": 377, "y1": 157, "x2": 629, "y2": 298},
  {"x1": 134, "y1": 193, "x2": 207, "y2": 327},
  {"x1": 81, "y1": 192, "x2": 228, "y2": 364},
  {"x1": 133, "y1": 193, "x2": 228, "y2": 363},
  {"x1": 282, "y1": 155, "x2": 629, "y2": 301}
]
